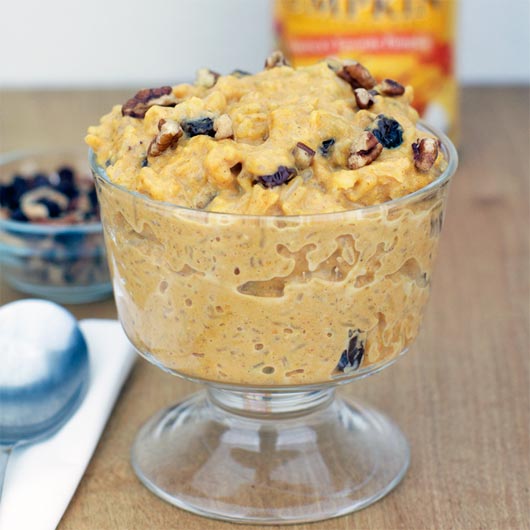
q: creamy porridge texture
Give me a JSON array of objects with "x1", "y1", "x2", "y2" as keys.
[{"x1": 87, "y1": 53, "x2": 450, "y2": 385}]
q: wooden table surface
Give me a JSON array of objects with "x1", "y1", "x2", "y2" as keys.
[{"x1": 0, "y1": 87, "x2": 528, "y2": 530}]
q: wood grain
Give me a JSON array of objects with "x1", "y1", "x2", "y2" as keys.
[{"x1": 0, "y1": 87, "x2": 528, "y2": 530}]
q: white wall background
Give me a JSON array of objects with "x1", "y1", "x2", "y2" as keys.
[{"x1": 0, "y1": 0, "x2": 528, "y2": 87}]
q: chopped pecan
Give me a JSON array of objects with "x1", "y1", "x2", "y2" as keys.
[
  {"x1": 348, "y1": 131, "x2": 383, "y2": 169},
  {"x1": 195, "y1": 68, "x2": 220, "y2": 88},
  {"x1": 380, "y1": 78, "x2": 405, "y2": 96},
  {"x1": 264, "y1": 50, "x2": 290, "y2": 69},
  {"x1": 293, "y1": 142, "x2": 315, "y2": 169},
  {"x1": 213, "y1": 114, "x2": 233, "y2": 140},
  {"x1": 337, "y1": 62, "x2": 376, "y2": 90},
  {"x1": 147, "y1": 119, "x2": 183, "y2": 157},
  {"x1": 122, "y1": 86, "x2": 178, "y2": 118},
  {"x1": 412, "y1": 137, "x2": 439, "y2": 172},
  {"x1": 354, "y1": 88, "x2": 375, "y2": 109}
]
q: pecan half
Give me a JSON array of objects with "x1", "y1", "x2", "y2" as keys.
[
  {"x1": 147, "y1": 119, "x2": 183, "y2": 157},
  {"x1": 412, "y1": 137, "x2": 439, "y2": 172},
  {"x1": 195, "y1": 68, "x2": 220, "y2": 88},
  {"x1": 337, "y1": 62, "x2": 376, "y2": 90},
  {"x1": 380, "y1": 78, "x2": 405, "y2": 96},
  {"x1": 348, "y1": 131, "x2": 383, "y2": 169},
  {"x1": 122, "y1": 86, "x2": 178, "y2": 118},
  {"x1": 214, "y1": 114, "x2": 233, "y2": 139},
  {"x1": 264, "y1": 50, "x2": 290, "y2": 69},
  {"x1": 354, "y1": 88, "x2": 375, "y2": 109},
  {"x1": 293, "y1": 142, "x2": 315, "y2": 169}
]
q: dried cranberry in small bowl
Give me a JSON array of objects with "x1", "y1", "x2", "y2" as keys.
[{"x1": 0, "y1": 149, "x2": 111, "y2": 303}]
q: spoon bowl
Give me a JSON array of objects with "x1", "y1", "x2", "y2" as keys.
[{"x1": 0, "y1": 299, "x2": 89, "y2": 496}]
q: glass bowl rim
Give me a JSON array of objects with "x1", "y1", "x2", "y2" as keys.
[
  {"x1": 89, "y1": 120, "x2": 458, "y2": 221},
  {"x1": 0, "y1": 148, "x2": 102, "y2": 235}
]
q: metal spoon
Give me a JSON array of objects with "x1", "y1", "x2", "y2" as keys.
[{"x1": 0, "y1": 299, "x2": 89, "y2": 498}]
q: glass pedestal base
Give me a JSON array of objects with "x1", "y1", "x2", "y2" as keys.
[{"x1": 131, "y1": 387, "x2": 409, "y2": 525}]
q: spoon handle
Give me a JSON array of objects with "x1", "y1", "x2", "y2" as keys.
[{"x1": 0, "y1": 446, "x2": 13, "y2": 500}]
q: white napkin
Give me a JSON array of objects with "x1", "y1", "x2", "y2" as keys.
[{"x1": 0, "y1": 319, "x2": 136, "y2": 530}]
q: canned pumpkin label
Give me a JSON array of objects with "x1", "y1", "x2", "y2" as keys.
[{"x1": 274, "y1": 0, "x2": 458, "y2": 140}]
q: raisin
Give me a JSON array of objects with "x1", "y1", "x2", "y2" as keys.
[
  {"x1": 0, "y1": 184, "x2": 13, "y2": 208},
  {"x1": 319, "y1": 138, "x2": 336, "y2": 157},
  {"x1": 182, "y1": 117, "x2": 215, "y2": 138},
  {"x1": 10, "y1": 208, "x2": 28, "y2": 221},
  {"x1": 57, "y1": 166, "x2": 75, "y2": 184},
  {"x1": 231, "y1": 69, "x2": 251, "y2": 77},
  {"x1": 56, "y1": 181, "x2": 78, "y2": 199},
  {"x1": 33, "y1": 173, "x2": 51, "y2": 188},
  {"x1": 371, "y1": 115, "x2": 403, "y2": 149},
  {"x1": 88, "y1": 189, "x2": 98, "y2": 209},
  {"x1": 12, "y1": 176, "x2": 28, "y2": 208},
  {"x1": 336, "y1": 330, "x2": 365, "y2": 372},
  {"x1": 255, "y1": 166, "x2": 296, "y2": 188}
]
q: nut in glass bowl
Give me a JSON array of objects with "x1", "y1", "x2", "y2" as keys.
[{"x1": 0, "y1": 149, "x2": 111, "y2": 304}]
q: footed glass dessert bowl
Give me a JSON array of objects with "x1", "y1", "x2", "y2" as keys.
[{"x1": 90, "y1": 124, "x2": 457, "y2": 524}]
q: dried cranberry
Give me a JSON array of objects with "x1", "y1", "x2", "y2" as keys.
[
  {"x1": 255, "y1": 166, "x2": 296, "y2": 188},
  {"x1": 32, "y1": 173, "x2": 51, "y2": 188},
  {"x1": 0, "y1": 184, "x2": 13, "y2": 208},
  {"x1": 56, "y1": 181, "x2": 78, "y2": 199},
  {"x1": 57, "y1": 166, "x2": 75, "y2": 184},
  {"x1": 319, "y1": 138, "x2": 336, "y2": 157},
  {"x1": 88, "y1": 189, "x2": 98, "y2": 209},
  {"x1": 10, "y1": 208, "x2": 28, "y2": 221},
  {"x1": 182, "y1": 117, "x2": 215, "y2": 138},
  {"x1": 231, "y1": 69, "x2": 251, "y2": 77},
  {"x1": 36, "y1": 198, "x2": 62, "y2": 218},
  {"x1": 336, "y1": 330, "x2": 365, "y2": 372},
  {"x1": 371, "y1": 115, "x2": 403, "y2": 149}
]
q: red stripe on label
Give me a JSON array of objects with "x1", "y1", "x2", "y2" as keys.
[{"x1": 286, "y1": 33, "x2": 439, "y2": 57}]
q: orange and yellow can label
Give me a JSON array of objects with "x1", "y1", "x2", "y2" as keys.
[{"x1": 274, "y1": 0, "x2": 458, "y2": 140}]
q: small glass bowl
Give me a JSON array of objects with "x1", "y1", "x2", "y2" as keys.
[{"x1": 0, "y1": 150, "x2": 112, "y2": 304}]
